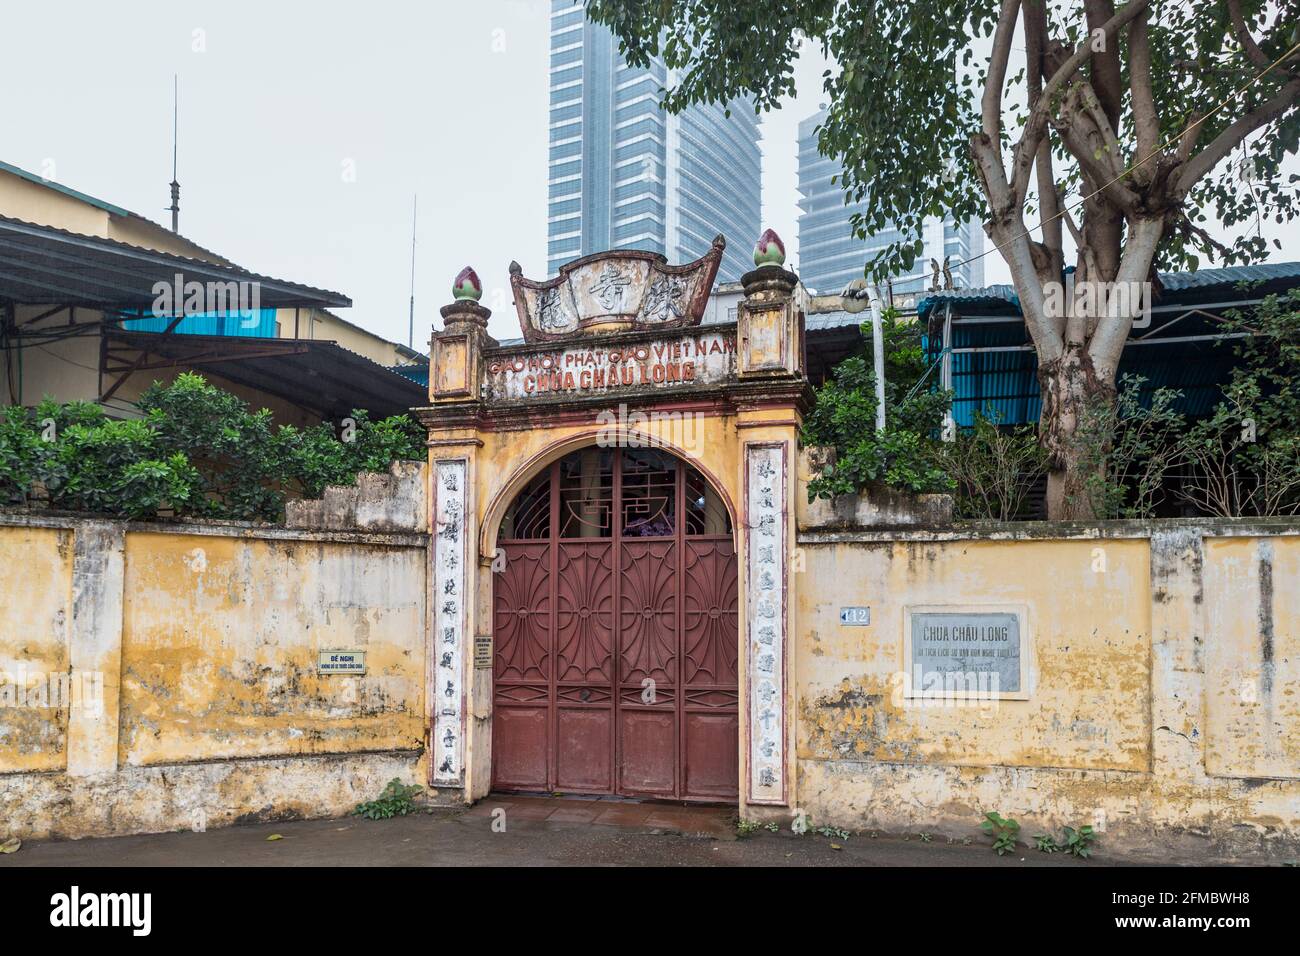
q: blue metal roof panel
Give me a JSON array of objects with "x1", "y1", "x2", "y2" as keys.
[
  {"x1": 916, "y1": 284, "x2": 1020, "y2": 320},
  {"x1": 917, "y1": 263, "x2": 1300, "y2": 322},
  {"x1": 1157, "y1": 260, "x2": 1300, "y2": 291}
]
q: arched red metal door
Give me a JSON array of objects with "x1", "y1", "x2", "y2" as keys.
[{"x1": 492, "y1": 447, "x2": 738, "y2": 802}]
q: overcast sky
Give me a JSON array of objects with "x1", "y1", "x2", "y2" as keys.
[{"x1": 1, "y1": 1, "x2": 1293, "y2": 348}]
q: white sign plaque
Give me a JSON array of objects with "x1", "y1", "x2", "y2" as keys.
[{"x1": 840, "y1": 606, "x2": 871, "y2": 626}]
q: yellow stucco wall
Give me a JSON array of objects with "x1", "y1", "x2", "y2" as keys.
[
  {"x1": 797, "y1": 537, "x2": 1152, "y2": 773},
  {"x1": 0, "y1": 169, "x2": 109, "y2": 238},
  {"x1": 0, "y1": 167, "x2": 229, "y2": 262},
  {"x1": 3, "y1": 503, "x2": 1296, "y2": 851},
  {"x1": 1203, "y1": 535, "x2": 1300, "y2": 780},
  {"x1": 791, "y1": 525, "x2": 1300, "y2": 853},
  {"x1": 0, "y1": 513, "x2": 430, "y2": 841},
  {"x1": 118, "y1": 532, "x2": 426, "y2": 766},
  {"x1": 0, "y1": 526, "x2": 74, "y2": 773},
  {"x1": 297, "y1": 310, "x2": 410, "y2": 368}
]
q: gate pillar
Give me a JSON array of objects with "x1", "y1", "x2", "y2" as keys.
[
  {"x1": 735, "y1": 232, "x2": 807, "y2": 811},
  {"x1": 420, "y1": 269, "x2": 496, "y2": 802}
]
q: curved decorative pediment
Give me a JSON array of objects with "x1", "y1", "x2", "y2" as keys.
[{"x1": 508, "y1": 235, "x2": 725, "y2": 344}]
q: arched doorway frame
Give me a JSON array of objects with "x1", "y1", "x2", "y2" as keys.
[
  {"x1": 478, "y1": 426, "x2": 738, "y2": 563},
  {"x1": 474, "y1": 424, "x2": 743, "y2": 802}
]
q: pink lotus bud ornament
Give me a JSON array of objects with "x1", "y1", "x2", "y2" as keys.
[
  {"x1": 452, "y1": 266, "x2": 482, "y2": 302},
  {"x1": 753, "y1": 228, "x2": 786, "y2": 268}
]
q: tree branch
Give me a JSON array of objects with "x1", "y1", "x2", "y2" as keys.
[
  {"x1": 1227, "y1": 0, "x2": 1282, "y2": 75},
  {"x1": 1175, "y1": 75, "x2": 1300, "y2": 196},
  {"x1": 1084, "y1": 0, "x2": 1124, "y2": 125},
  {"x1": 1010, "y1": 0, "x2": 1153, "y2": 205},
  {"x1": 1087, "y1": 216, "x2": 1164, "y2": 373},
  {"x1": 1053, "y1": 84, "x2": 1142, "y2": 212},
  {"x1": 1128, "y1": 5, "x2": 1160, "y2": 175},
  {"x1": 982, "y1": 0, "x2": 1021, "y2": 153},
  {"x1": 1023, "y1": 0, "x2": 1063, "y2": 265}
]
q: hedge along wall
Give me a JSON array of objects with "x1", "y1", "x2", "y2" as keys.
[
  {"x1": 793, "y1": 517, "x2": 1300, "y2": 857},
  {"x1": 0, "y1": 511, "x2": 428, "y2": 840}
]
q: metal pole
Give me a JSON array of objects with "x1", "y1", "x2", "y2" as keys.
[
  {"x1": 868, "y1": 284, "x2": 886, "y2": 433},
  {"x1": 169, "y1": 75, "x2": 180, "y2": 233},
  {"x1": 408, "y1": 194, "x2": 418, "y2": 350},
  {"x1": 940, "y1": 302, "x2": 955, "y2": 441}
]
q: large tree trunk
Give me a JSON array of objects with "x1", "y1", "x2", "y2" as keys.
[
  {"x1": 964, "y1": 0, "x2": 1295, "y2": 520},
  {"x1": 1038, "y1": 342, "x2": 1116, "y2": 520}
]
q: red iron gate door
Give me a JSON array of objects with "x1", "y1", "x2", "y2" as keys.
[{"x1": 492, "y1": 448, "x2": 737, "y2": 802}]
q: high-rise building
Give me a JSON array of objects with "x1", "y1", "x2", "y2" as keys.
[
  {"x1": 547, "y1": 1, "x2": 761, "y2": 282},
  {"x1": 797, "y1": 109, "x2": 984, "y2": 296}
]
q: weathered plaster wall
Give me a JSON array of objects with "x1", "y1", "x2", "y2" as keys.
[
  {"x1": 119, "y1": 532, "x2": 425, "y2": 766},
  {"x1": 797, "y1": 537, "x2": 1152, "y2": 773},
  {"x1": 0, "y1": 514, "x2": 428, "y2": 840},
  {"x1": 792, "y1": 521, "x2": 1300, "y2": 856},
  {"x1": 0, "y1": 526, "x2": 74, "y2": 773},
  {"x1": 1203, "y1": 535, "x2": 1300, "y2": 781},
  {"x1": 286, "y1": 461, "x2": 428, "y2": 533}
]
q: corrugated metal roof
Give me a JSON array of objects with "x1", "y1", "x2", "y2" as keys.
[
  {"x1": 390, "y1": 363, "x2": 428, "y2": 387},
  {"x1": 1157, "y1": 260, "x2": 1300, "y2": 291},
  {"x1": 916, "y1": 285, "x2": 1020, "y2": 318},
  {"x1": 107, "y1": 330, "x2": 425, "y2": 419},
  {"x1": 917, "y1": 263, "x2": 1300, "y2": 321},
  {"x1": 0, "y1": 214, "x2": 351, "y2": 309}
]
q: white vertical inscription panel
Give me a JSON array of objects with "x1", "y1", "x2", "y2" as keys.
[
  {"x1": 745, "y1": 442, "x2": 787, "y2": 804},
  {"x1": 433, "y1": 459, "x2": 467, "y2": 784}
]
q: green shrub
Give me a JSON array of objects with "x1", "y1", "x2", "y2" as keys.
[
  {"x1": 353, "y1": 778, "x2": 423, "y2": 820},
  {"x1": 980, "y1": 811, "x2": 1020, "y2": 856},
  {"x1": 1176, "y1": 291, "x2": 1300, "y2": 517},
  {"x1": 47, "y1": 417, "x2": 198, "y2": 518},
  {"x1": 1069, "y1": 375, "x2": 1187, "y2": 519},
  {"x1": 0, "y1": 373, "x2": 425, "y2": 521},
  {"x1": 939, "y1": 411, "x2": 1048, "y2": 520},
  {"x1": 803, "y1": 309, "x2": 953, "y2": 500},
  {"x1": 0, "y1": 406, "x2": 42, "y2": 504}
]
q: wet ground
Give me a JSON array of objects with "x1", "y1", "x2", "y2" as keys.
[{"x1": 0, "y1": 794, "x2": 1240, "y2": 867}]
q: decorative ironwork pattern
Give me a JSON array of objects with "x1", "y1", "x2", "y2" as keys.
[
  {"x1": 683, "y1": 539, "x2": 739, "y2": 686},
  {"x1": 745, "y1": 442, "x2": 787, "y2": 804},
  {"x1": 621, "y1": 450, "x2": 677, "y2": 537},
  {"x1": 433, "y1": 459, "x2": 468, "y2": 785},
  {"x1": 500, "y1": 472, "x2": 551, "y2": 540},
  {"x1": 685, "y1": 468, "x2": 733, "y2": 535},
  {"x1": 557, "y1": 449, "x2": 613, "y2": 538},
  {"x1": 555, "y1": 544, "x2": 614, "y2": 682},
  {"x1": 618, "y1": 541, "x2": 678, "y2": 686},
  {"x1": 493, "y1": 543, "x2": 551, "y2": 681}
]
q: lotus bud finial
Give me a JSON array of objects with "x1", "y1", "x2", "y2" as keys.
[
  {"x1": 753, "y1": 228, "x2": 786, "y2": 268},
  {"x1": 452, "y1": 266, "x2": 482, "y2": 302}
]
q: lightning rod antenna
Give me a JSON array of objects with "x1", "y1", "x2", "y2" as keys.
[{"x1": 168, "y1": 74, "x2": 180, "y2": 233}]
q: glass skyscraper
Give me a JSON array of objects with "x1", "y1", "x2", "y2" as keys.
[
  {"x1": 547, "y1": 1, "x2": 761, "y2": 282},
  {"x1": 797, "y1": 109, "x2": 984, "y2": 296}
]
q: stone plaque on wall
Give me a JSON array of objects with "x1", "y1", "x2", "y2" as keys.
[
  {"x1": 484, "y1": 330, "x2": 737, "y2": 402},
  {"x1": 745, "y1": 441, "x2": 788, "y2": 804},
  {"x1": 907, "y1": 610, "x2": 1024, "y2": 697},
  {"x1": 432, "y1": 459, "x2": 468, "y2": 784}
]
